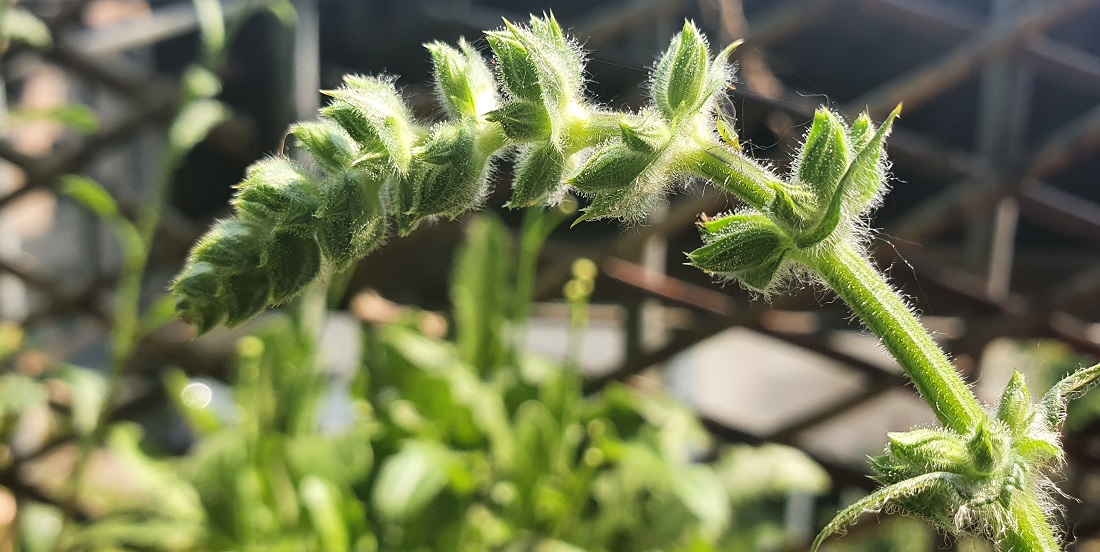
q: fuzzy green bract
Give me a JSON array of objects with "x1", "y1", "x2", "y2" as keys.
[{"x1": 172, "y1": 14, "x2": 1100, "y2": 551}]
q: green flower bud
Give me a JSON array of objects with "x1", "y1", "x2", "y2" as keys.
[
  {"x1": 233, "y1": 157, "x2": 319, "y2": 237},
  {"x1": 509, "y1": 143, "x2": 566, "y2": 208},
  {"x1": 840, "y1": 108, "x2": 895, "y2": 215},
  {"x1": 847, "y1": 112, "x2": 873, "y2": 152},
  {"x1": 427, "y1": 38, "x2": 498, "y2": 119},
  {"x1": 485, "y1": 31, "x2": 541, "y2": 101},
  {"x1": 997, "y1": 372, "x2": 1033, "y2": 439},
  {"x1": 321, "y1": 75, "x2": 418, "y2": 173},
  {"x1": 792, "y1": 105, "x2": 899, "y2": 248},
  {"x1": 796, "y1": 109, "x2": 849, "y2": 202},
  {"x1": 966, "y1": 421, "x2": 999, "y2": 475},
  {"x1": 886, "y1": 429, "x2": 970, "y2": 474},
  {"x1": 487, "y1": 14, "x2": 585, "y2": 146},
  {"x1": 485, "y1": 100, "x2": 550, "y2": 142},
  {"x1": 172, "y1": 261, "x2": 226, "y2": 334},
  {"x1": 265, "y1": 232, "x2": 322, "y2": 304},
  {"x1": 398, "y1": 122, "x2": 488, "y2": 234},
  {"x1": 223, "y1": 270, "x2": 273, "y2": 327},
  {"x1": 316, "y1": 170, "x2": 386, "y2": 267},
  {"x1": 177, "y1": 219, "x2": 278, "y2": 329},
  {"x1": 566, "y1": 144, "x2": 657, "y2": 193},
  {"x1": 687, "y1": 214, "x2": 791, "y2": 290},
  {"x1": 289, "y1": 120, "x2": 359, "y2": 173},
  {"x1": 653, "y1": 22, "x2": 709, "y2": 120},
  {"x1": 190, "y1": 218, "x2": 266, "y2": 270}
]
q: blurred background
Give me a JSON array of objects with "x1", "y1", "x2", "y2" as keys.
[{"x1": 2, "y1": 0, "x2": 1100, "y2": 550}]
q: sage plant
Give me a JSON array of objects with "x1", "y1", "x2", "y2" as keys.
[{"x1": 172, "y1": 14, "x2": 1100, "y2": 550}]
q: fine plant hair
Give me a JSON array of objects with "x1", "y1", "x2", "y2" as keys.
[{"x1": 171, "y1": 13, "x2": 1100, "y2": 551}]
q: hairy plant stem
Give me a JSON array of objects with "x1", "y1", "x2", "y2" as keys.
[
  {"x1": 688, "y1": 144, "x2": 779, "y2": 210},
  {"x1": 795, "y1": 242, "x2": 985, "y2": 434},
  {"x1": 1000, "y1": 491, "x2": 1060, "y2": 551}
]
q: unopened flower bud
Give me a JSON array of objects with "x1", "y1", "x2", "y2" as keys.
[
  {"x1": 796, "y1": 109, "x2": 849, "y2": 202},
  {"x1": 427, "y1": 39, "x2": 498, "y2": 119},
  {"x1": 321, "y1": 75, "x2": 417, "y2": 173},
  {"x1": 997, "y1": 372, "x2": 1033, "y2": 439},
  {"x1": 316, "y1": 170, "x2": 386, "y2": 267},
  {"x1": 233, "y1": 157, "x2": 319, "y2": 237},
  {"x1": 567, "y1": 144, "x2": 657, "y2": 193},
  {"x1": 687, "y1": 214, "x2": 791, "y2": 290},
  {"x1": 653, "y1": 22, "x2": 710, "y2": 120},
  {"x1": 289, "y1": 120, "x2": 359, "y2": 173},
  {"x1": 485, "y1": 100, "x2": 551, "y2": 142},
  {"x1": 509, "y1": 144, "x2": 566, "y2": 207},
  {"x1": 886, "y1": 429, "x2": 970, "y2": 474}
]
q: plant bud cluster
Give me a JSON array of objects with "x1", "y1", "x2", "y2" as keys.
[{"x1": 174, "y1": 14, "x2": 760, "y2": 330}]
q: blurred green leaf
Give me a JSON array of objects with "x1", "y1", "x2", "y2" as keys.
[
  {"x1": 57, "y1": 364, "x2": 107, "y2": 437},
  {"x1": 0, "y1": 321, "x2": 21, "y2": 361},
  {"x1": 7, "y1": 105, "x2": 98, "y2": 132},
  {"x1": 140, "y1": 294, "x2": 181, "y2": 337},
  {"x1": 182, "y1": 65, "x2": 223, "y2": 101},
  {"x1": 192, "y1": 0, "x2": 226, "y2": 59},
  {"x1": 19, "y1": 502, "x2": 63, "y2": 552},
  {"x1": 61, "y1": 175, "x2": 120, "y2": 220},
  {"x1": 3, "y1": 8, "x2": 51, "y2": 49},
  {"x1": 373, "y1": 440, "x2": 456, "y2": 520},
  {"x1": 265, "y1": 0, "x2": 297, "y2": 26},
  {"x1": 300, "y1": 476, "x2": 350, "y2": 552},
  {"x1": 451, "y1": 215, "x2": 512, "y2": 375},
  {"x1": 0, "y1": 373, "x2": 43, "y2": 415},
  {"x1": 167, "y1": 99, "x2": 230, "y2": 163}
]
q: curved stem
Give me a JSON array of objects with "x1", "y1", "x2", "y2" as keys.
[{"x1": 795, "y1": 242, "x2": 984, "y2": 433}]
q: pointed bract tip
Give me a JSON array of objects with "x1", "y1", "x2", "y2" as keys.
[{"x1": 718, "y1": 39, "x2": 744, "y2": 59}]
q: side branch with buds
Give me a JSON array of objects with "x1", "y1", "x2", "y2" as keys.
[{"x1": 172, "y1": 14, "x2": 1100, "y2": 551}]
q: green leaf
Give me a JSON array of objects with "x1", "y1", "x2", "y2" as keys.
[
  {"x1": 58, "y1": 364, "x2": 108, "y2": 437},
  {"x1": 3, "y1": 8, "x2": 51, "y2": 49},
  {"x1": 300, "y1": 476, "x2": 350, "y2": 552},
  {"x1": 618, "y1": 112, "x2": 670, "y2": 153},
  {"x1": 192, "y1": 0, "x2": 226, "y2": 59},
  {"x1": 372, "y1": 440, "x2": 456, "y2": 520},
  {"x1": 451, "y1": 215, "x2": 512, "y2": 375},
  {"x1": 688, "y1": 214, "x2": 788, "y2": 275},
  {"x1": 7, "y1": 105, "x2": 98, "y2": 133},
  {"x1": 265, "y1": 232, "x2": 322, "y2": 304},
  {"x1": 486, "y1": 30, "x2": 541, "y2": 101},
  {"x1": 315, "y1": 170, "x2": 386, "y2": 267},
  {"x1": 167, "y1": 99, "x2": 230, "y2": 162},
  {"x1": 61, "y1": 174, "x2": 120, "y2": 220},
  {"x1": 181, "y1": 65, "x2": 222, "y2": 100},
  {"x1": 0, "y1": 373, "x2": 46, "y2": 417},
  {"x1": 1040, "y1": 361, "x2": 1100, "y2": 430},
  {"x1": 813, "y1": 471, "x2": 959, "y2": 551}
]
